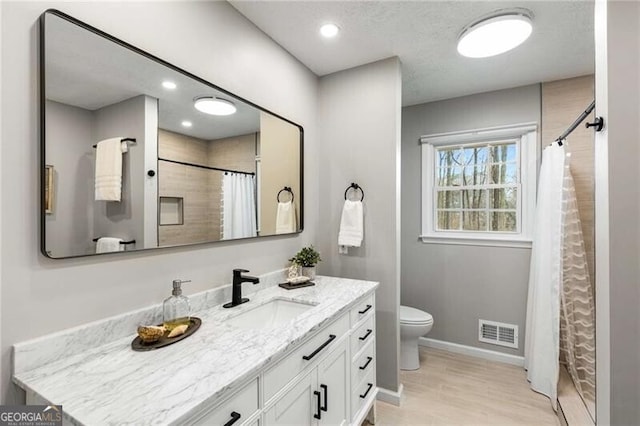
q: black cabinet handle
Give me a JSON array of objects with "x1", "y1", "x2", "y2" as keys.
[
  {"x1": 320, "y1": 384, "x2": 328, "y2": 412},
  {"x1": 358, "y1": 304, "x2": 373, "y2": 314},
  {"x1": 223, "y1": 411, "x2": 241, "y2": 426},
  {"x1": 360, "y1": 383, "x2": 373, "y2": 399},
  {"x1": 302, "y1": 335, "x2": 336, "y2": 361},
  {"x1": 359, "y1": 356, "x2": 373, "y2": 370},
  {"x1": 359, "y1": 329, "x2": 373, "y2": 341},
  {"x1": 313, "y1": 390, "x2": 322, "y2": 420}
]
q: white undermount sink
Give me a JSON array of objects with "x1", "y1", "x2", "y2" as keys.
[{"x1": 227, "y1": 298, "x2": 316, "y2": 330}]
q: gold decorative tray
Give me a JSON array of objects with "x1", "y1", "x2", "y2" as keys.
[{"x1": 131, "y1": 317, "x2": 201, "y2": 352}]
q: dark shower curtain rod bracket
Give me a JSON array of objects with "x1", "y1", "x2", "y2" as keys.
[
  {"x1": 553, "y1": 100, "x2": 603, "y2": 146},
  {"x1": 585, "y1": 116, "x2": 604, "y2": 132}
]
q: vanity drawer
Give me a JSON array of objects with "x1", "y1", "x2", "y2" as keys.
[
  {"x1": 350, "y1": 314, "x2": 375, "y2": 356},
  {"x1": 350, "y1": 294, "x2": 375, "y2": 326},
  {"x1": 351, "y1": 369, "x2": 376, "y2": 423},
  {"x1": 351, "y1": 339, "x2": 375, "y2": 386},
  {"x1": 192, "y1": 377, "x2": 259, "y2": 426},
  {"x1": 264, "y1": 312, "x2": 349, "y2": 403}
]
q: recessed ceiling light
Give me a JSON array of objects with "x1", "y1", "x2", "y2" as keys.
[
  {"x1": 457, "y1": 10, "x2": 533, "y2": 58},
  {"x1": 193, "y1": 97, "x2": 237, "y2": 116},
  {"x1": 320, "y1": 23, "x2": 340, "y2": 38},
  {"x1": 181, "y1": 121, "x2": 192, "y2": 128},
  {"x1": 162, "y1": 81, "x2": 177, "y2": 90}
]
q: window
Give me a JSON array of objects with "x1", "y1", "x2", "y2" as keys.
[{"x1": 421, "y1": 124, "x2": 537, "y2": 247}]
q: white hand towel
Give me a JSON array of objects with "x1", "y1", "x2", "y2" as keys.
[
  {"x1": 96, "y1": 237, "x2": 124, "y2": 253},
  {"x1": 338, "y1": 200, "x2": 363, "y2": 247},
  {"x1": 275, "y1": 201, "x2": 297, "y2": 234},
  {"x1": 95, "y1": 137, "x2": 127, "y2": 201}
]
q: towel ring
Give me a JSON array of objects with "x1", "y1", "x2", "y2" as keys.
[
  {"x1": 277, "y1": 187, "x2": 294, "y2": 202},
  {"x1": 344, "y1": 183, "x2": 364, "y2": 201}
]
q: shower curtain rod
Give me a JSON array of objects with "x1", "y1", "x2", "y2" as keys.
[
  {"x1": 554, "y1": 100, "x2": 595, "y2": 146},
  {"x1": 158, "y1": 158, "x2": 255, "y2": 175}
]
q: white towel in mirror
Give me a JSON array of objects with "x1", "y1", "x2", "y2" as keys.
[
  {"x1": 275, "y1": 201, "x2": 297, "y2": 234},
  {"x1": 95, "y1": 237, "x2": 124, "y2": 253},
  {"x1": 338, "y1": 200, "x2": 363, "y2": 250},
  {"x1": 95, "y1": 137, "x2": 127, "y2": 201}
]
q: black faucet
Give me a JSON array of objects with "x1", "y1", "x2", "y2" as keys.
[{"x1": 223, "y1": 269, "x2": 260, "y2": 308}]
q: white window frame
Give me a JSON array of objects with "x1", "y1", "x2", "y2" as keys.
[{"x1": 420, "y1": 123, "x2": 538, "y2": 248}]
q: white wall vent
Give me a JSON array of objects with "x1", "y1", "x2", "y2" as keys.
[{"x1": 479, "y1": 320, "x2": 518, "y2": 349}]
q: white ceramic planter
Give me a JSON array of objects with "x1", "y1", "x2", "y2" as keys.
[{"x1": 301, "y1": 266, "x2": 316, "y2": 280}]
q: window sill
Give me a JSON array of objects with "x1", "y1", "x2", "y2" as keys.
[{"x1": 419, "y1": 235, "x2": 532, "y2": 249}]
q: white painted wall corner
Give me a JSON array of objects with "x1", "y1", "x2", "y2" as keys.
[{"x1": 376, "y1": 383, "x2": 404, "y2": 406}]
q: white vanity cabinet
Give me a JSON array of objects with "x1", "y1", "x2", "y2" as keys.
[
  {"x1": 263, "y1": 292, "x2": 376, "y2": 426},
  {"x1": 14, "y1": 279, "x2": 378, "y2": 426},
  {"x1": 317, "y1": 338, "x2": 350, "y2": 426},
  {"x1": 263, "y1": 312, "x2": 351, "y2": 426},
  {"x1": 264, "y1": 338, "x2": 349, "y2": 426},
  {"x1": 264, "y1": 294, "x2": 377, "y2": 426},
  {"x1": 190, "y1": 378, "x2": 260, "y2": 426},
  {"x1": 349, "y1": 294, "x2": 377, "y2": 425}
]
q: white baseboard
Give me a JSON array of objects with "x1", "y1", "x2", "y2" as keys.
[
  {"x1": 419, "y1": 337, "x2": 524, "y2": 367},
  {"x1": 376, "y1": 383, "x2": 403, "y2": 406}
]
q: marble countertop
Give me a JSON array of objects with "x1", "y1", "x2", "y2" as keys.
[{"x1": 13, "y1": 275, "x2": 378, "y2": 425}]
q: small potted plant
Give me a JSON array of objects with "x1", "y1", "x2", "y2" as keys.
[{"x1": 290, "y1": 245, "x2": 322, "y2": 279}]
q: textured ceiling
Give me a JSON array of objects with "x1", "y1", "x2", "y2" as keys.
[{"x1": 230, "y1": 1, "x2": 595, "y2": 106}]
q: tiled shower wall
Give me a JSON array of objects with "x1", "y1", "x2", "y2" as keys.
[
  {"x1": 541, "y1": 75, "x2": 595, "y2": 282},
  {"x1": 157, "y1": 129, "x2": 255, "y2": 246}
]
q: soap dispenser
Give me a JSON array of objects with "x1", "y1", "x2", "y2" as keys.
[{"x1": 163, "y1": 279, "x2": 191, "y2": 331}]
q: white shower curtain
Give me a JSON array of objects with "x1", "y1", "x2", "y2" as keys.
[
  {"x1": 222, "y1": 173, "x2": 257, "y2": 239},
  {"x1": 524, "y1": 144, "x2": 567, "y2": 410},
  {"x1": 525, "y1": 143, "x2": 595, "y2": 411}
]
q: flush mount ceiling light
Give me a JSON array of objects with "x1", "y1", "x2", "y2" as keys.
[
  {"x1": 181, "y1": 120, "x2": 192, "y2": 128},
  {"x1": 193, "y1": 97, "x2": 237, "y2": 116},
  {"x1": 162, "y1": 81, "x2": 177, "y2": 90},
  {"x1": 320, "y1": 23, "x2": 340, "y2": 38},
  {"x1": 457, "y1": 10, "x2": 533, "y2": 58}
]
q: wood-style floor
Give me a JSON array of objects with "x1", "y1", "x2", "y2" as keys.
[{"x1": 369, "y1": 347, "x2": 560, "y2": 426}]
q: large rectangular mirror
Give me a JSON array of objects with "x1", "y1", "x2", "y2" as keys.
[{"x1": 41, "y1": 9, "x2": 303, "y2": 259}]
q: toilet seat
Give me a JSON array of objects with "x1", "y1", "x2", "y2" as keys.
[{"x1": 400, "y1": 305, "x2": 433, "y2": 325}]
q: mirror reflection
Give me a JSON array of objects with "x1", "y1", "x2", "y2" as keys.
[{"x1": 42, "y1": 10, "x2": 303, "y2": 258}]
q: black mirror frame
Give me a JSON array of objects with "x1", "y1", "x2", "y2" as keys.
[{"x1": 39, "y1": 9, "x2": 304, "y2": 259}]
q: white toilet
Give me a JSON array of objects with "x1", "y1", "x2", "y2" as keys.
[{"x1": 400, "y1": 305, "x2": 434, "y2": 370}]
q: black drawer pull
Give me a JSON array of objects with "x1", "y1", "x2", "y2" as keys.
[
  {"x1": 223, "y1": 411, "x2": 241, "y2": 426},
  {"x1": 359, "y1": 329, "x2": 373, "y2": 341},
  {"x1": 320, "y1": 384, "x2": 328, "y2": 412},
  {"x1": 358, "y1": 304, "x2": 373, "y2": 314},
  {"x1": 302, "y1": 334, "x2": 336, "y2": 361},
  {"x1": 359, "y1": 356, "x2": 373, "y2": 370},
  {"x1": 360, "y1": 383, "x2": 373, "y2": 399},
  {"x1": 313, "y1": 390, "x2": 322, "y2": 420}
]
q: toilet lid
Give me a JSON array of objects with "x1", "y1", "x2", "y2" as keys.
[{"x1": 400, "y1": 305, "x2": 433, "y2": 325}]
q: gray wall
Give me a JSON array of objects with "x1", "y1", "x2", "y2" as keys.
[
  {"x1": 317, "y1": 57, "x2": 402, "y2": 393},
  {"x1": 0, "y1": 1, "x2": 318, "y2": 403},
  {"x1": 45, "y1": 101, "x2": 95, "y2": 257},
  {"x1": 599, "y1": 1, "x2": 640, "y2": 424},
  {"x1": 401, "y1": 84, "x2": 541, "y2": 356},
  {"x1": 93, "y1": 95, "x2": 152, "y2": 250}
]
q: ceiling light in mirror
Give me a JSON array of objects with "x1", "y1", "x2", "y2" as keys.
[
  {"x1": 181, "y1": 120, "x2": 192, "y2": 127},
  {"x1": 320, "y1": 23, "x2": 339, "y2": 38},
  {"x1": 457, "y1": 11, "x2": 533, "y2": 58},
  {"x1": 194, "y1": 97, "x2": 237, "y2": 116},
  {"x1": 162, "y1": 81, "x2": 177, "y2": 89}
]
